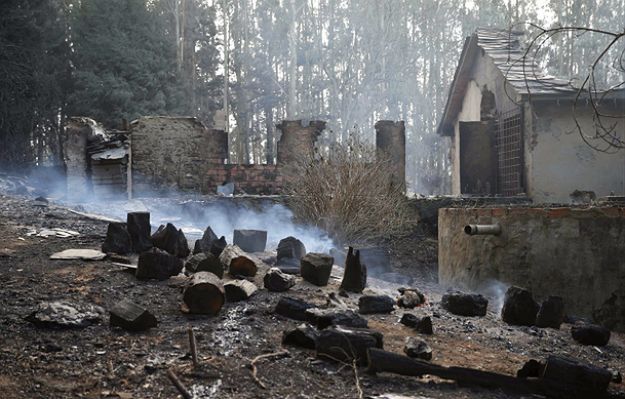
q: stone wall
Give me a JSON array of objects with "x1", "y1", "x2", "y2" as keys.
[
  {"x1": 64, "y1": 118, "x2": 92, "y2": 200},
  {"x1": 130, "y1": 116, "x2": 225, "y2": 195},
  {"x1": 130, "y1": 117, "x2": 406, "y2": 196},
  {"x1": 438, "y1": 206, "x2": 625, "y2": 331},
  {"x1": 276, "y1": 120, "x2": 326, "y2": 164},
  {"x1": 375, "y1": 120, "x2": 406, "y2": 192}
]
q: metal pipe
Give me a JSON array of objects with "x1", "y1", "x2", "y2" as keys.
[{"x1": 464, "y1": 224, "x2": 501, "y2": 236}]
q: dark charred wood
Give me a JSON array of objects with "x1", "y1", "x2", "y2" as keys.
[
  {"x1": 264, "y1": 267, "x2": 296, "y2": 292},
  {"x1": 136, "y1": 248, "x2": 183, "y2": 280},
  {"x1": 101, "y1": 222, "x2": 132, "y2": 255},
  {"x1": 151, "y1": 223, "x2": 190, "y2": 258},
  {"x1": 282, "y1": 323, "x2": 318, "y2": 349},
  {"x1": 358, "y1": 295, "x2": 395, "y2": 314},
  {"x1": 571, "y1": 324, "x2": 611, "y2": 346},
  {"x1": 340, "y1": 247, "x2": 367, "y2": 293},
  {"x1": 540, "y1": 355, "x2": 612, "y2": 397},
  {"x1": 400, "y1": 314, "x2": 433, "y2": 335},
  {"x1": 306, "y1": 308, "x2": 368, "y2": 329},
  {"x1": 316, "y1": 325, "x2": 383, "y2": 366},
  {"x1": 300, "y1": 253, "x2": 334, "y2": 286},
  {"x1": 219, "y1": 245, "x2": 259, "y2": 277},
  {"x1": 224, "y1": 280, "x2": 258, "y2": 302},
  {"x1": 368, "y1": 350, "x2": 614, "y2": 399},
  {"x1": 275, "y1": 296, "x2": 315, "y2": 321},
  {"x1": 182, "y1": 272, "x2": 225, "y2": 315},
  {"x1": 126, "y1": 212, "x2": 152, "y2": 253},
  {"x1": 109, "y1": 299, "x2": 157, "y2": 331},
  {"x1": 185, "y1": 252, "x2": 224, "y2": 278},
  {"x1": 441, "y1": 291, "x2": 488, "y2": 317},
  {"x1": 193, "y1": 226, "x2": 218, "y2": 255},
  {"x1": 210, "y1": 236, "x2": 227, "y2": 257},
  {"x1": 501, "y1": 286, "x2": 539, "y2": 326},
  {"x1": 536, "y1": 296, "x2": 565, "y2": 329}
]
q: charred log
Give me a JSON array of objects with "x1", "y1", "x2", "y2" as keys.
[{"x1": 182, "y1": 272, "x2": 225, "y2": 315}]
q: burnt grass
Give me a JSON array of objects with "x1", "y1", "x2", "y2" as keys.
[{"x1": 1, "y1": 193, "x2": 624, "y2": 399}]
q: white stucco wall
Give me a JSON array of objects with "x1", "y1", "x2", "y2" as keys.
[{"x1": 527, "y1": 102, "x2": 625, "y2": 203}]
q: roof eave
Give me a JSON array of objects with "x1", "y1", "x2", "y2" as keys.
[{"x1": 437, "y1": 34, "x2": 480, "y2": 136}]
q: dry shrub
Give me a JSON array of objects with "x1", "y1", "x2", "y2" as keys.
[{"x1": 284, "y1": 139, "x2": 417, "y2": 246}]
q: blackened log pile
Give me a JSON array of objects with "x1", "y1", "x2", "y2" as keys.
[{"x1": 366, "y1": 349, "x2": 617, "y2": 399}]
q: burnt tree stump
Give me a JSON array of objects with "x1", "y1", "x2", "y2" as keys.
[
  {"x1": 151, "y1": 223, "x2": 190, "y2": 258},
  {"x1": 102, "y1": 222, "x2": 132, "y2": 255},
  {"x1": 109, "y1": 299, "x2": 157, "y2": 331},
  {"x1": 182, "y1": 272, "x2": 225, "y2": 315},
  {"x1": 300, "y1": 253, "x2": 334, "y2": 286},
  {"x1": 233, "y1": 229, "x2": 267, "y2": 253},
  {"x1": 340, "y1": 247, "x2": 367, "y2": 293},
  {"x1": 316, "y1": 325, "x2": 383, "y2": 366},
  {"x1": 193, "y1": 226, "x2": 218, "y2": 255},
  {"x1": 127, "y1": 212, "x2": 152, "y2": 253},
  {"x1": 210, "y1": 236, "x2": 227, "y2": 257},
  {"x1": 219, "y1": 245, "x2": 259, "y2": 277}
]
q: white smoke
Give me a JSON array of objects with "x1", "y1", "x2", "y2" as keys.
[
  {"x1": 63, "y1": 195, "x2": 335, "y2": 253},
  {"x1": 478, "y1": 279, "x2": 509, "y2": 314}
]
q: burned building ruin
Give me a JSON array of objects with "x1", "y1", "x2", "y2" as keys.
[{"x1": 63, "y1": 116, "x2": 406, "y2": 198}]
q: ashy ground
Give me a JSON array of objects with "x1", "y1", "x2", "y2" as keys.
[{"x1": 0, "y1": 193, "x2": 624, "y2": 399}]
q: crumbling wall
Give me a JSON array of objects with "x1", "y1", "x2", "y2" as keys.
[
  {"x1": 439, "y1": 206, "x2": 625, "y2": 331},
  {"x1": 375, "y1": 120, "x2": 406, "y2": 191},
  {"x1": 130, "y1": 116, "x2": 225, "y2": 195},
  {"x1": 202, "y1": 119, "x2": 326, "y2": 195},
  {"x1": 204, "y1": 164, "x2": 283, "y2": 195},
  {"x1": 276, "y1": 120, "x2": 326, "y2": 164},
  {"x1": 64, "y1": 119, "x2": 92, "y2": 199}
]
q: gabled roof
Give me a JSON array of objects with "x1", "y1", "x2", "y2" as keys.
[{"x1": 437, "y1": 28, "x2": 577, "y2": 136}]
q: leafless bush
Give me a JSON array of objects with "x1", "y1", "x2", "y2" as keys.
[{"x1": 283, "y1": 138, "x2": 416, "y2": 246}]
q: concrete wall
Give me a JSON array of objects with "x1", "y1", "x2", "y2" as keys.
[
  {"x1": 438, "y1": 206, "x2": 625, "y2": 331},
  {"x1": 526, "y1": 102, "x2": 625, "y2": 203}
]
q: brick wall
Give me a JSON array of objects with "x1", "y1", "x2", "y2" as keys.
[{"x1": 204, "y1": 164, "x2": 283, "y2": 195}]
